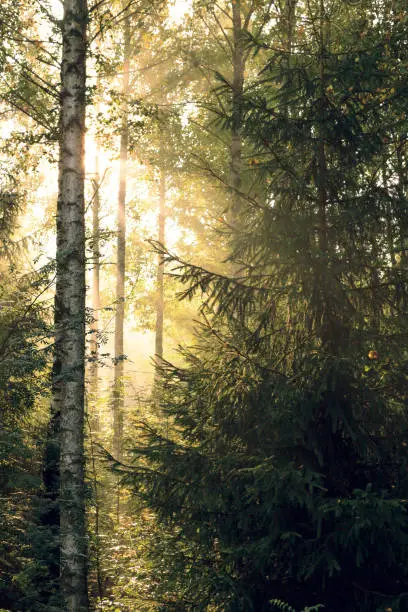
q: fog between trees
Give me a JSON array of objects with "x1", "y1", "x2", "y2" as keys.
[{"x1": 1, "y1": 0, "x2": 408, "y2": 610}]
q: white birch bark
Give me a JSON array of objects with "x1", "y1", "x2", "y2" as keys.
[{"x1": 56, "y1": 0, "x2": 89, "y2": 608}]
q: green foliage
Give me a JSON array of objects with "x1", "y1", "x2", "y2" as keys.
[
  {"x1": 0, "y1": 268, "x2": 52, "y2": 609},
  {"x1": 124, "y1": 0, "x2": 408, "y2": 610},
  {"x1": 127, "y1": 326, "x2": 408, "y2": 609}
]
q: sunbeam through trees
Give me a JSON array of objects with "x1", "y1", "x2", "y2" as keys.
[{"x1": 0, "y1": 1, "x2": 408, "y2": 611}]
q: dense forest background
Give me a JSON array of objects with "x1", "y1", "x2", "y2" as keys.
[{"x1": 1, "y1": 0, "x2": 408, "y2": 610}]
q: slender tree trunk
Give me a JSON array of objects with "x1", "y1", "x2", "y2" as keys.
[
  {"x1": 317, "y1": 1, "x2": 328, "y2": 254},
  {"x1": 283, "y1": 0, "x2": 297, "y2": 337},
  {"x1": 154, "y1": 166, "x2": 166, "y2": 368},
  {"x1": 55, "y1": 0, "x2": 88, "y2": 608},
  {"x1": 370, "y1": 236, "x2": 381, "y2": 332},
  {"x1": 89, "y1": 113, "x2": 101, "y2": 433},
  {"x1": 40, "y1": 398, "x2": 60, "y2": 603},
  {"x1": 395, "y1": 140, "x2": 408, "y2": 310},
  {"x1": 113, "y1": 16, "x2": 130, "y2": 461},
  {"x1": 315, "y1": 0, "x2": 332, "y2": 348},
  {"x1": 230, "y1": 0, "x2": 244, "y2": 218},
  {"x1": 87, "y1": 413, "x2": 104, "y2": 602},
  {"x1": 383, "y1": 166, "x2": 396, "y2": 269},
  {"x1": 88, "y1": 113, "x2": 103, "y2": 601},
  {"x1": 396, "y1": 141, "x2": 407, "y2": 260},
  {"x1": 283, "y1": 0, "x2": 297, "y2": 105},
  {"x1": 42, "y1": 272, "x2": 65, "y2": 604},
  {"x1": 286, "y1": 0, "x2": 296, "y2": 54}
]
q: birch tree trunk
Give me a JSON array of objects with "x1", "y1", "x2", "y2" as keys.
[
  {"x1": 113, "y1": 16, "x2": 130, "y2": 461},
  {"x1": 55, "y1": 0, "x2": 88, "y2": 608}
]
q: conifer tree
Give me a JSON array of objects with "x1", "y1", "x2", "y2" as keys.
[{"x1": 125, "y1": 1, "x2": 408, "y2": 610}]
